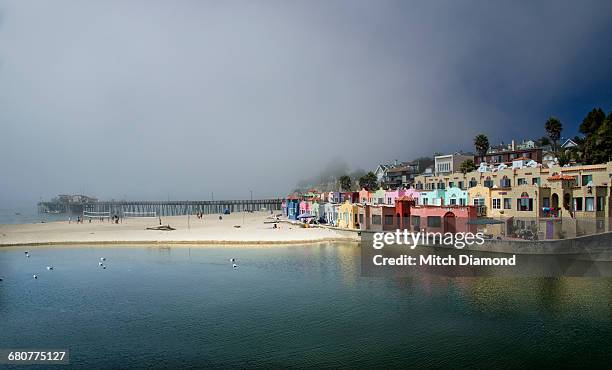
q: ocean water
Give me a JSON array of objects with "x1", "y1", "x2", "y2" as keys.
[
  {"x1": 1, "y1": 243, "x2": 611, "y2": 368},
  {"x1": 0, "y1": 207, "x2": 70, "y2": 225}
]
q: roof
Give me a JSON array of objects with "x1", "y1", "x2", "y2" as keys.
[
  {"x1": 387, "y1": 164, "x2": 418, "y2": 173},
  {"x1": 547, "y1": 175, "x2": 575, "y2": 181},
  {"x1": 561, "y1": 138, "x2": 578, "y2": 148}
]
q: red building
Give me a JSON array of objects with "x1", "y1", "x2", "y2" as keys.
[
  {"x1": 408, "y1": 205, "x2": 477, "y2": 234},
  {"x1": 395, "y1": 196, "x2": 416, "y2": 230}
]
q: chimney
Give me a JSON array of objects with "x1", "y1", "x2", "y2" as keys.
[
  {"x1": 511, "y1": 140, "x2": 515, "y2": 151},
  {"x1": 394, "y1": 159, "x2": 398, "y2": 166}
]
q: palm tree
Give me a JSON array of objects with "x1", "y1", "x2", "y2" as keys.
[
  {"x1": 545, "y1": 117, "x2": 563, "y2": 154},
  {"x1": 338, "y1": 175, "x2": 352, "y2": 191},
  {"x1": 474, "y1": 134, "x2": 489, "y2": 161}
]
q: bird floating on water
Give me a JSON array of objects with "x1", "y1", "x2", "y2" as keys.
[
  {"x1": 232, "y1": 263, "x2": 238, "y2": 268},
  {"x1": 98, "y1": 262, "x2": 103, "y2": 266},
  {"x1": 46, "y1": 266, "x2": 53, "y2": 271},
  {"x1": 102, "y1": 265, "x2": 106, "y2": 270},
  {"x1": 230, "y1": 258, "x2": 235, "y2": 262},
  {"x1": 100, "y1": 257, "x2": 106, "y2": 261},
  {"x1": 33, "y1": 274, "x2": 38, "y2": 279}
]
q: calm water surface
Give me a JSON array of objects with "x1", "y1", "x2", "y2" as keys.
[{"x1": 1, "y1": 243, "x2": 611, "y2": 368}]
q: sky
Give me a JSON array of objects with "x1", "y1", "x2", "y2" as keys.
[{"x1": 1, "y1": 0, "x2": 612, "y2": 206}]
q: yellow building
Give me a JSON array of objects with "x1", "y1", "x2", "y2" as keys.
[
  {"x1": 468, "y1": 185, "x2": 491, "y2": 217},
  {"x1": 337, "y1": 201, "x2": 359, "y2": 229},
  {"x1": 415, "y1": 161, "x2": 612, "y2": 220}
]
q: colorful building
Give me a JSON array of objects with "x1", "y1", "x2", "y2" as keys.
[
  {"x1": 372, "y1": 188, "x2": 387, "y2": 205},
  {"x1": 284, "y1": 196, "x2": 300, "y2": 221},
  {"x1": 368, "y1": 205, "x2": 398, "y2": 231},
  {"x1": 419, "y1": 189, "x2": 444, "y2": 206},
  {"x1": 299, "y1": 200, "x2": 311, "y2": 216},
  {"x1": 444, "y1": 187, "x2": 469, "y2": 206},
  {"x1": 324, "y1": 203, "x2": 339, "y2": 225},
  {"x1": 409, "y1": 205, "x2": 477, "y2": 234},
  {"x1": 338, "y1": 201, "x2": 359, "y2": 229},
  {"x1": 359, "y1": 188, "x2": 373, "y2": 204}
]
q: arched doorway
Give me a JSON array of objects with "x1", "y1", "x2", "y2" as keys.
[
  {"x1": 563, "y1": 193, "x2": 571, "y2": 210},
  {"x1": 443, "y1": 212, "x2": 456, "y2": 234},
  {"x1": 552, "y1": 193, "x2": 559, "y2": 209},
  {"x1": 551, "y1": 193, "x2": 559, "y2": 209}
]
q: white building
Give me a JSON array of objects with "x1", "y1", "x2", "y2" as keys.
[{"x1": 434, "y1": 153, "x2": 474, "y2": 175}]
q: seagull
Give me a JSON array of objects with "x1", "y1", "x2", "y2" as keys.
[
  {"x1": 229, "y1": 258, "x2": 235, "y2": 262},
  {"x1": 232, "y1": 263, "x2": 238, "y2": 268},
  {"x1": 98, "y1": 262, "x2": 104, "y2": 266},
  {"x1": 100, "y1": 257, "x2": 106, "y2": 261},
  {"x1": 102, "y1": 265, "x2": 107, "y2": 270},
  {"x1": 33, "y1": 274, "x2": 38, "y2": 279},
  {"x1": 46, "y1": 266, "x2": 53, "y2": 271},
  {"x1": 25, "y1": 251, "x2": 29, "y2": 255},
  {"x1": 26, "y1": 254, "x2": 30, "y2": 258}
]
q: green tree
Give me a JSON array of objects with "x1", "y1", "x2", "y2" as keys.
[
  {"x1": 459, "y1": 159, "x2": 477, "y2": 174},
  {"x1": 338, "y1": 175, "x2": 352, "y2": 191},
  {"x1": 358, "y1": 172, "x2": 378, "y2": 191},
  {"x1": 474, "y1": 134, "x2": 490, "y2": 158},
  {"x1": 537, "y1": 136, "x2": 550, "y2": 147},
  {"x1": 578, "y1": 108, "x2": 609, "y2": 164},
  {"x1": 544, "y1": 117, "x2": 563, "y2": 154}
]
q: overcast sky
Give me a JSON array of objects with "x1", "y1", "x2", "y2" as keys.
[{"x1": 1, "y1": 0, "x2": 612, "y2": 206}]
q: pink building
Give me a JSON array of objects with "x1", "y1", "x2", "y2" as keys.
[
  {"x1": 408, "y1": 205, "x2": 477, "y2": 234},
  {"x1": 358, "y1": 188, "x2": 373, "y2": 204},
  {"x1": 299, "y1": 201, "x2": 311, "y2": 215},
  {"x1": 385, "y1": 188, "x2": 420, "y2": 206}
]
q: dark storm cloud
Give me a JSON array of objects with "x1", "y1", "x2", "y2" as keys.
[{"x1": 1, "y1": 0, "x2": 611, "y2": 205}]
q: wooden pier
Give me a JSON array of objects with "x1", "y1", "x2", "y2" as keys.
[{"x1": 39, "y1": 199, "x2": 283, "y2": 216}]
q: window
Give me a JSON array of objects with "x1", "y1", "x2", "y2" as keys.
[
  {"x1": 473, "y1": 198, "x2": 485, "y2": 206},
  {"x1": 359, "y1": 214, "x2": 364, "y2": 224},
  {"x1": 518, "y1": 178, "x2": 527, "y2": 185},
  {"x1": 458, "y1": 181, "x2": 465, "y2": 189},
  {"x1": 469, "y1": 178, "x2": 477, "y2": 188},
  {"x1": 597, "y1": 196, "x2": 604, "y2": 211},
  {"x1": 503, "y1": 198, "x2": 512, "y2": 209},
  {"x1": 532, "y1": 177, "x2": 540, "y2": 185},
  {"x1": 448, "y1": 182, "x2": 454, "y2": 188},
  {"x1": 574, "y1": 198, "x2": 583, "y2": 211},
  {"x1": 484, "y1": 177, "x2": 493, "y2": 188},
  {"x1": 384, "y1": 215, "x2": 394, "y2": 225},
  {"x1": 450, "y1": 198, "x2": 457, "y2": 205},
  {"x1": 422, "y1": 198, "x2": 428, "y2": 205},
  {"x1": 543, "y1": 197, "x2": 550, "y2": 208},
  {"x1": 517, "y1": 193, "x2": 533, "y2": 211},
  {"x1": 500, "y1": 177, "x2": 511, "y2": 187},
  {"x1": 585, "y1": 197, "x2": 594, "y2": 212},
  {"x1": 427, "y1": 216, "x2": 441, "y2": 228},
  {"x1": 459, "y1": 198, "x2": 466, "y2": 206},
  {"x1": 372, "y1": 215, "x2": 381, "y2": 225},
  {"x1": 582, "y1": 175, "x2": 593, "y2": 186},
  {"x1": 492, "y1": 199, "x2": 501, "y2": 209},
  {"x1": 411, "y1": 216, "x2": 420, "y2": 227}
]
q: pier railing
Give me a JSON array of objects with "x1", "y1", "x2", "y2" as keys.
[{"x1": 39, "y1": 199, "x2": 283, "y2": 216}]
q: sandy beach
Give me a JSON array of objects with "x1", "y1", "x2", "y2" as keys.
[{"x1": 0, "y1": 211, "x2": 358, "y2": 247}]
